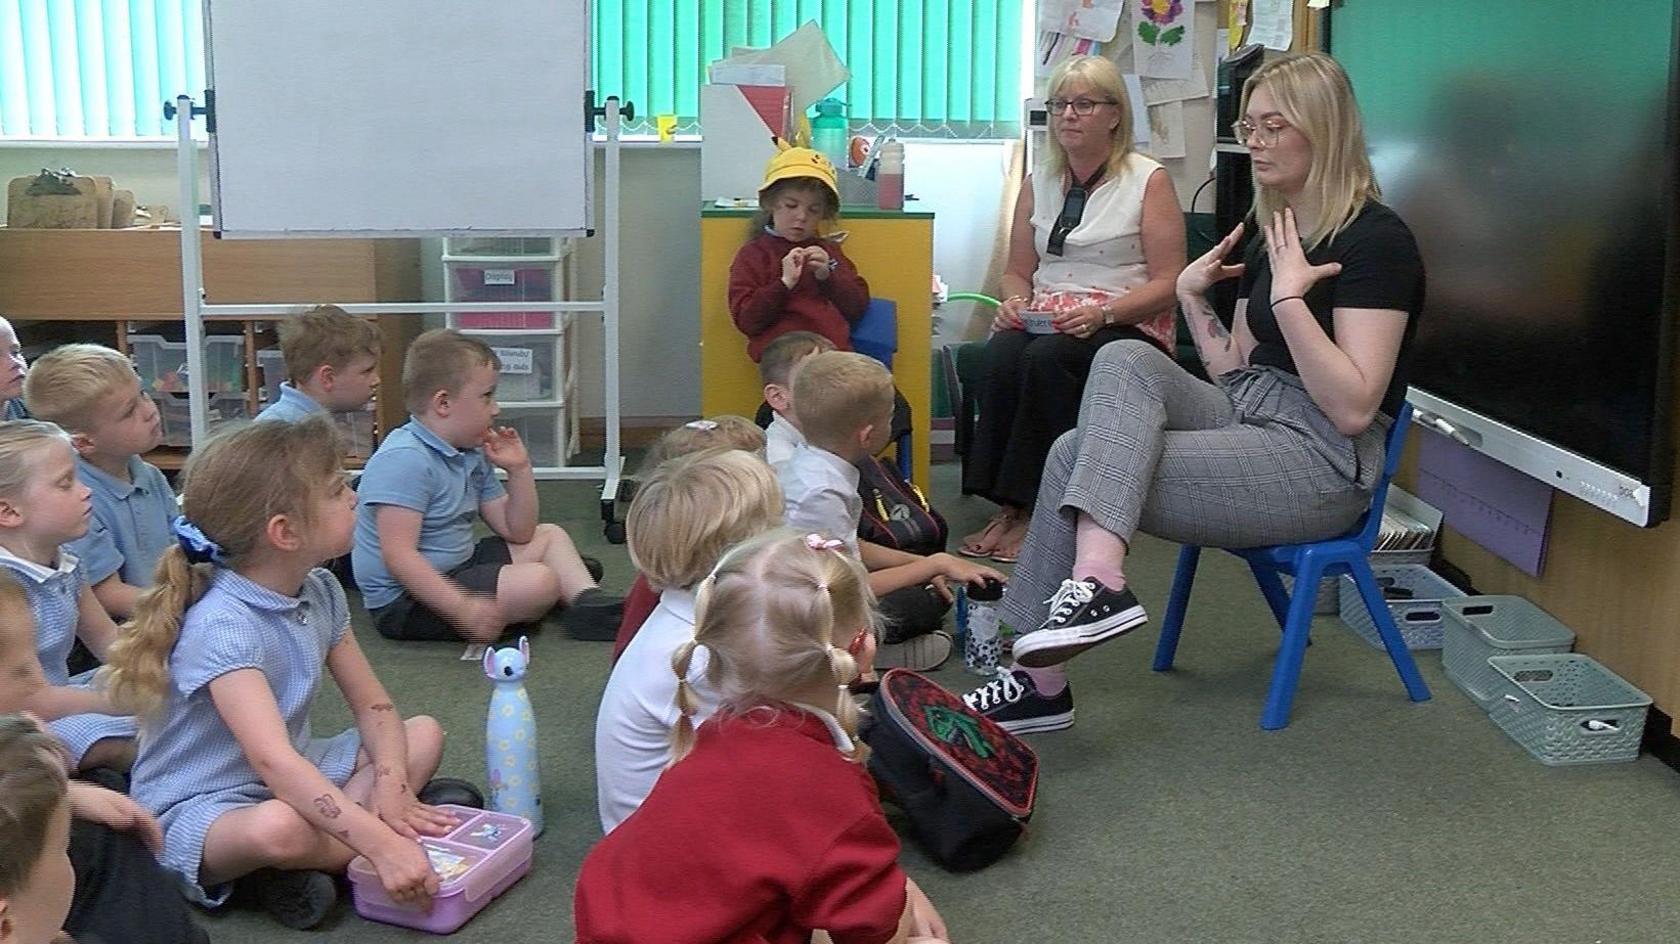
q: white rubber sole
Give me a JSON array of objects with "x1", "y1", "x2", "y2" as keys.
[
  {"x1": 993, "y1": 708, "x2": 1075, "y2": 734},
  {"x1": 1011, "y1": 605, "x2": 1149, "y2": 668}
]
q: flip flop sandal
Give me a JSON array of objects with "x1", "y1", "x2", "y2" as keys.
[{"x1": 959, "y1": 512, "x2": 1015, "y2": 558}]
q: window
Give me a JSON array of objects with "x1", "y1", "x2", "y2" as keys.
[
  {"x1": 594, "y1": 1, "x2": 1023, "y2": 138},
  {"x1": 0, "y1": 1, "x2": 204, "y2": 138},
  {"x1": 2, "y1": 1, "x2": 1022, "y2": 140}
]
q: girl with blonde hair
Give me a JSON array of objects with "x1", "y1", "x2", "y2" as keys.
[
  {"x1": 965, "y1": 52, "x2": 1426, "y2": 734},
  {"x1": 103, "y1": 418, "x2": 454, "y2": 929},
  {"x1": 576, "y1": 530, "x2": 950, "y2": 944},
  {"x1": 0, "y1": 420, "x2": 135, "y2": 774}
]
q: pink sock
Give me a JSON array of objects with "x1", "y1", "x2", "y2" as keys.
[
  {"x1": 1019, "y1": 664, "x2": 1067, "y2": 697},
  {"x1": 1071, "y1": 560, "x2": 1126, "y2": 592}
]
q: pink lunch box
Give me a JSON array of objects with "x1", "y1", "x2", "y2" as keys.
[{"x1": 347, "y1": 805, "x2": 533, "y2": 934}]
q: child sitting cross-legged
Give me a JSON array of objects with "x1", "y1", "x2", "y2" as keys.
[
  {"x1": 354, "y1": 328, "x2": 621, "y2": 643},
  {"x1": 104, "y1": 418, "x2": 457, "y2": 930},
  {"x1": 575, "y1": 530, "x2": 950, "y2": 944},
  {"x1": 776, "y1": 351, "x2": 1003, "y2": 669},
  {"x1": 24, "y1": 344, "x2": 172, "y2": 620},
  {"x1": 256, "y1": 304, "x2": 382, "y2": 424},
  {"x1": 0, "y1": 420, "x2": 136, "y2": 775},
  {"x1": 595, "y1": 446, "x2": 782, "y2": 833}
]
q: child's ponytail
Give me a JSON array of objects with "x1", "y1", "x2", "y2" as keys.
[
  {"x1": 668, "y1": 638, "x2": 705, "y2": 764},
  {"x1": 99, "y1": 544, "x2": 211, "y2": 720}
]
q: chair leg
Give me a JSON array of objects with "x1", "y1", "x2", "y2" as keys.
[
  {"x1": 1248, "y1": 564, "x2": 1293, "y2": 630},
  {"x1": 1348, "y1": 563, "x2": 1432, "y2": 704},
  {"x1": 1153, "y1": 545, "x2": 1202, "y2": 671},
  {"x1": 1260, "y1": 558, "x2": 1324, "y2": 730}
]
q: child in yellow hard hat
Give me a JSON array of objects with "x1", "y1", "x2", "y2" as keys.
[{"x1": 726, "y1": 142, "x2": 872, "y2": 363}]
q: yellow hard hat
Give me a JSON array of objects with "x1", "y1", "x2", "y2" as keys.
[{"x1": 758, "y1": 140, "x2": 839, "y2": 199}]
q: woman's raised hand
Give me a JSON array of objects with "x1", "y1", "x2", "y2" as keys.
[
  {"x1": 1264, "y1": 208, "x2": 1341, "y2": 301},
  {"x1": 1176, "y1": 222, "x2": 1247, "y2": 296}
]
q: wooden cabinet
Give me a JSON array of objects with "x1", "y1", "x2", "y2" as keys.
[{"x1": 0, "y1": 228, "x2": 423, "y2": 464}]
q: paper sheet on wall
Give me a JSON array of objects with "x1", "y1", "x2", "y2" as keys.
[
  {"x1": 1036, "y1": 31, "x2": 1108, "y2": 79},
  {"x1": 1122, "y1": 74, "x2": 1151, "y2": 146},
  {"x1": 1141, "y1": 49, "x2": 1208, "y2": 104},
  {"x1": 1040, "y1": 0, "x2": 1127, "y2": 42},
  {"x1": 1147, "y1": 101, "x2": 1187, "y2": 159},
  {"x1": 1248, "y1": 0, "x2": 1294, "y2": 50},
  {"x1": 1228, "y1": 0, "x2": 1249, "y2": 51},
  {"x1": 1132, "y1": 0, "x2": 1194, "y2": 79}
]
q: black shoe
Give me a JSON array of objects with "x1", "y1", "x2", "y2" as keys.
[
  {"x1": 562, "y1": 587, "x2": 624, "y2": 641},
  {"x1": 962, "y1": 669, "x2": 1074, "y2": 734},
  {"x1": 418, "y1": 777, "x2": 484, "y2": 809},
  {"x1": 582, "y1": 555, "x2": 605, "y2": 583},
  {"x1": 249, "y1": 868, "x2": 336, "y2": 930},
  {"x1": 1011, "y1": 578, "x2": 1148, "y2": 668}
]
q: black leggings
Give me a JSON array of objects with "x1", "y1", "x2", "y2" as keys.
[{"x1": 962, "y1": 325, "x2": 1159, "y2": 509}]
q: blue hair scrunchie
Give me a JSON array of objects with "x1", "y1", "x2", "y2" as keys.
[{"x1": 172, "y1": 516, "x2": 226, "y2": 566}]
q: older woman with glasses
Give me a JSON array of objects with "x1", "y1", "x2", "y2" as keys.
[
  {"x1": 960, "y1": 55, "x2": 1186, "y2": 563},
  {"x1": 963, "y1": 52, "x2": 1427, "y2": 734}
]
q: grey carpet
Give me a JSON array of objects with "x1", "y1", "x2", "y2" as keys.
[{"x1": 195, "y1": 463, "x2": 1680, "y2": 943}]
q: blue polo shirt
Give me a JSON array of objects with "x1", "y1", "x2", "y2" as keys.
[
  {"x1": 352, "y1": 419, "x2": 506, "y2": 610},
  {"x1": 66, "y1": 455, "x2": 177, "y2": 587},
  {"x1": 4, "y1": 398, "x2": 29, "y2": 420},
  {"x1": 254, "y1": 382, "x2": 328, "y2": 424}
]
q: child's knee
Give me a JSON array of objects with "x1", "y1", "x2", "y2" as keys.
[
  {"x1": 250, "y1": 806, "x2": 326, "y2": 863},
  {"x1": 406, "y1": 715, "x2": 446, "y2": 759}
]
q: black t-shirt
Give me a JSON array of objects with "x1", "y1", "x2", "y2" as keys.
[{"x1": 1238, "y1": 201, "x2": 1426, "y2": 417}]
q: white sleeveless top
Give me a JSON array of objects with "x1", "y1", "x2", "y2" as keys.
[{"x1": 1027, "y1": 151, "x2": 1173, "y2": 349}]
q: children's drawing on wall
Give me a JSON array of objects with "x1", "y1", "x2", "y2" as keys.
[
  {"x1": 1133, "y1": 0, "x2": 1194, "y2": 79},
  {"x1": 1035, "y1": 31, "x2": 1107, "y2": 79},
  {"x1": 1040, "y1": 0, "x2": 1127, "y2": 42}
]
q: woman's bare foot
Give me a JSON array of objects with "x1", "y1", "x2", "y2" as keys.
[
  {"x1": 988, "y1": 515, "x2": 1031, "y2": 563},
  {"x1": 960, "y1": 508, "x2": 1019, "y2": 558}
]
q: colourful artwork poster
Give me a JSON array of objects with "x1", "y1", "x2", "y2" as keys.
[
  {"x1": 1040, "y1": 0, "x2": 1127, "y2": 43},
  {"x1": 1133, "y1": 0, "x2": 1194, "y2": 79}
]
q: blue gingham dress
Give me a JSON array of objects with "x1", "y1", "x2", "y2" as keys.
[
  {"x1": 130, "y1": 567, "x2": 362, "y2": 906},
  {"x1": 0, "y1": 548, "x2": 138, "y2": 764}
]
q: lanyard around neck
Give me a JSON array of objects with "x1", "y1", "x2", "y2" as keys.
[{"x1": 1047, "y1": 164, "x2": 1106, "y2": 256}]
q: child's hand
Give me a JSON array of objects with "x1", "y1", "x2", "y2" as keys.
[
  {"x1": 907, "y1": 878, "x2": 949, "y2": 941},
  {"x1": 456, "y1": 595, "x2": 506, "y2": 644},
  {"x1": 933, "y1": 553, "x2": 1007, "y2": 589},
  {"x1": 803, "y1": 246, "x2": 832, "y2": 280},
  {"x1": 67, "y1": 781, "x2": 163, "y2": 853},
  {"x1": 481, "y1": 426, "x2": 531, "y2": 472},
  {"x1": 373, "y1": 777, "x2": 459, "y2": 840},
  {"x1": 781, "y1": 248, "x2": 806, "y2": 289},
  {"x1": 370, "y1": 835, "x2": 439, "y2": 910}
]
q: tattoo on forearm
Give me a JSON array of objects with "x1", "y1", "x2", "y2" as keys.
[
  {"x1": 377, "y1": 764, "x2": 395, "y2": 779},
  {"x1": 335, "y1": 828, "x2": 352, "y2": 843},
  {"x1": 313, "y1": 795, "x2": 343, "y2": 819},
  {"x1": 368, "y1": 702, "x2": 395, "y2": 713},
  {"x1": 1204, "y1": 314, "x2": 1232, "y2": 350},
  {"x1": 12, "y1": 662, "x2": 32, "y2": 681}
]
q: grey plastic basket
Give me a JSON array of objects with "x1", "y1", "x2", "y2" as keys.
[
  {"x1": 1338, "y1": 563, "x2": 1463, "y2": 650},
  {"x1": 1442, "y1": 597, "x2": 1575, "y2": 709},
  {"x1": 1486, "y1": 654, "x2": 1650, "y2": 766}
]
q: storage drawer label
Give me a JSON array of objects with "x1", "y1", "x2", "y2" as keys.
[{"x1": 494, "y1": 347, "x2": 534, "y2": 375}]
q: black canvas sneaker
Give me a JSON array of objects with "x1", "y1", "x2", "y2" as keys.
[
  {"x1": 961, "y1": 669, "x2": 1075, "y2": 734},
  {"x1": 1011, "y1": 578, "x2": 1148, "y2": 667}
]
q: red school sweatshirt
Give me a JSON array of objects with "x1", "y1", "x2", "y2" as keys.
[{"x1": 728, "y1": 232, "x2": 871, "y2": 362}]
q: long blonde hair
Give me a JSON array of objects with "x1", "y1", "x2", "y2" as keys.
[
  {"x1": 100, "y1": 419, "x2": 344, "y2": 719},
  {"x1": 1243, "y1": 52, "x2": 1381, "y2": 250},
  {"x1": 670, "y1": 530, "x2": 878, "y2": 764},
  {"x1": 1042, "y1": 55, "x2": 1135, "y2": 183}
]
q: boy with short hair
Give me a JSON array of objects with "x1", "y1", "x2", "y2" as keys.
[
  {"x1": 255, "y1": 304, "x2": 381, "y2": 423},
  {"x1": 757, "y1": 330, "x2": 835, "y2": 466},
  {"x1": 353, "y1": 328, "x2": 621, "y2": 643},
  {"x1": 24, "y1": 345, "x2": 170, "y2": 619},
  {"x1": 0, "y1": 315, "x2": 31, "y2": 421},
  {"x1": 775, "y1": 351, "x2": 1004, "y2": 669}
]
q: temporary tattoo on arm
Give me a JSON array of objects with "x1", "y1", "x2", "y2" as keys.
[
  {"x1": 368, "y1": 702, "x2": 395, "y2": 713},
  {"x1": 313, "y1": 795, "x2": 343, "y2": 819},
  {"x1": 377, "y1": 764, "x2": 395, "y2": 779},
  {"x1": 336, "y1": 828, "x2": 352, "y2": 843},
  {"x1": 12, "y1": 662, "x2": 32, "y2": 681}
]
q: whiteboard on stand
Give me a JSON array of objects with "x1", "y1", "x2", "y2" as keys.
[{"x1": 203, "y1": 0, "x2": 592, "y2": 237}]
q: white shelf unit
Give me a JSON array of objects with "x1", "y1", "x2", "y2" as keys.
[{"x1": 441, "y1": 238, "x2": 581, "y2": 476}]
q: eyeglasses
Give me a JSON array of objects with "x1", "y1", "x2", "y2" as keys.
[
  {"x1": 1231, "y1": 118, "x2": 1290, "y2": 147},
  {"x1": 1047, "y1": 98, "x2": 1117, "y2": 117}
]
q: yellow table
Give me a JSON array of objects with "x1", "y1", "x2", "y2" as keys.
[{"x1": 699, "y1": 203, "x2": 934, "y2": 487}]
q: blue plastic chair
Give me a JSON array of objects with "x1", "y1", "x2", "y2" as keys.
[
  {"x1": 1151, "y1": 403, "x2": 1430, "y2": 730},
  {"x1": 850, "y1": 299, "x2": 912, "y2": 479}
]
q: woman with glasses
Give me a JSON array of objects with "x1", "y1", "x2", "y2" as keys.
[
  {"x1": 962, "y1": 52, "x2": 1426, "y2": 734},
  {"x1": 960, "y1": 55, "x2": 1186, "y2": 563}
]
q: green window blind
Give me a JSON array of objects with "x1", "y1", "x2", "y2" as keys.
[
  {"x1": 594, "y1": 1, "x2": 1023, "y2": 138},
  {"x1": 0, "y1": 0, "x2": 204, "y2": 137}
]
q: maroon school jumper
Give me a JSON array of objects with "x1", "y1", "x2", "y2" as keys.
[{"x1": 728, "y1": 232, "x2": 871, "y2": 362}]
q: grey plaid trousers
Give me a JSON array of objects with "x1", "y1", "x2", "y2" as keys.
[{"x1": 1000, "y1": 340, "x2": 1389, "y2": 633}]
